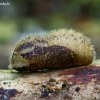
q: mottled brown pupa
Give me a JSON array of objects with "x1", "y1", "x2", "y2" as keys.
[{"x1": 9, "y1": 29, "x2": 96, "y2": 71}]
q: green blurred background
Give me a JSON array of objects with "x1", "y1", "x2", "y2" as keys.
[{"x1": 0, "y1": 0, "x2": 100, "y2": 69}]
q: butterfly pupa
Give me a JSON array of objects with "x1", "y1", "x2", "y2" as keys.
[{"x1": 9, "y1": 29, "x2": 96, "y2": 71}]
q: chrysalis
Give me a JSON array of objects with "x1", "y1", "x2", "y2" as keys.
[{"x1": 9, "y1": 29, "x2": 96, "y2": 71}]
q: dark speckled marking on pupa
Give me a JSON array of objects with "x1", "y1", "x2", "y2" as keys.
[
  {"x1": 18, "y1": 45, "x2": 78, "y2": 71},
  {"x1": 21, "y1": 45, "x2": 76, "y2": 61},
  {"x1": 16, "y1": 42, "x2": 34, "y2": 52},
  {"x1": 16, "y1": 39, "x2": 48, "y2": 52}
]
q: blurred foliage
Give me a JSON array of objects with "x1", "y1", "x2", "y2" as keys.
[
  {"x1": 0, "y1": 0, "x2": 100, "y2": 42},
  {"x1": 0, "y1": 19, "x2": 17, "y2": 42}
]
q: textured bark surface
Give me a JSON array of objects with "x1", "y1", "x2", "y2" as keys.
[{"x1": 0, "y1": 60, "x2": 100, "y2": 100}]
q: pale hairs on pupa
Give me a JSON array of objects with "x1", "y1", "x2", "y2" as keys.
[
  {"x1": 8, "y1": 32, "x2": 44, "y2": 69},
  {"x1": 72, "y1": 29, "x2": 96, "y2": 60},
  {"x1": 69, "y1": 28, "x2": 96, "y2": 60},
  {"x1": 49, "y1": 28, "x2": 96, "y2": 60},
  {"x1": 78, "y1": 31, "x2": 96, "y2": 60}
]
